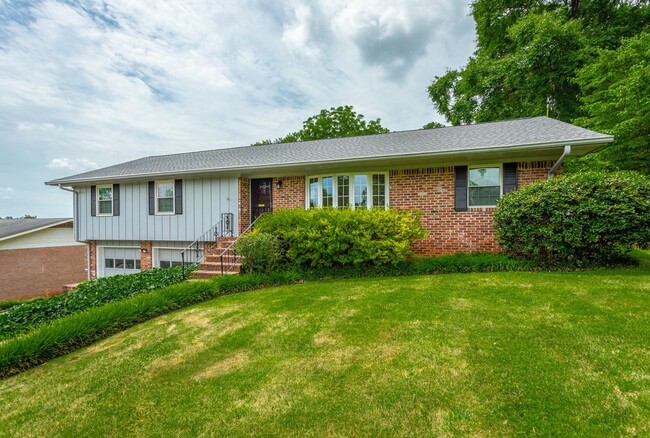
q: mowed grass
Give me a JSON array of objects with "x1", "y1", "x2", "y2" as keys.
[{"x1": 1, "y1": 260, "x2": 649, "y2": 436}]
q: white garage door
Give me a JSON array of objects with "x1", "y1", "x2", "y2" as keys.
[
  {"x1": 102, "y1": 248, "x2": 141, "y2": 277},
  {"x1": 156, "y1": 249, "x2": 183, "y2": 268}
]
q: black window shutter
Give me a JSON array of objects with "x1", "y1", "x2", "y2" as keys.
[
  {"x1": 454, "y1": 166, "x2": 468, "y2": 212},
  {"x1": 503, "y1": 162, "x2": 518, "y2": 194},
  {"x1": 112, "y1": 184, "x2": 120, "y2": 216},
  {"x1": 174, "y1": 179, "x2": 183, "y2": 215},
  {"x1": 148, "y1": 181, "x2": 155, "y2": 215},
  {"x1": 90, "y1": 185, "x2": 97, "y2": 217}
]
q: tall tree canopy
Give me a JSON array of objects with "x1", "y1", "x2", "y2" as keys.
[
  {"x1": 428, "y1": 0, "x2": 650, "y2": 173},
  {"x1": 254, "y1": 105, "x2": 389, "y2": 145}
]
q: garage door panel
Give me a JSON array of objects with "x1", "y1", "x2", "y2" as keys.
[{"x1": 102, "y1": 248, "x2": 140, "y2": 277}]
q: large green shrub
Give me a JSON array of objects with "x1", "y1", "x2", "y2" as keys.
[
  {"x1": 235, "y1": 232, "x2": 282, "y2": 273},
  {"x1": 0, "y1": 265, "x2": 194, "y2": 340},
  {"x1": 255, "y1": 208, "x2": 428, "y2": 268},
  {"x1": 494, "y1": 171, "x2": 650, "y2": 265}
]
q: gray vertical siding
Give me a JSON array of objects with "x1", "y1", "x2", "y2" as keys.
[{"x1": 77, "y1": 176, "x2": 239, "y2": 241}]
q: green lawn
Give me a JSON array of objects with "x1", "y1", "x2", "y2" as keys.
[{"x1": 1, "y1": 261, "x2": 649, "y2": 436}]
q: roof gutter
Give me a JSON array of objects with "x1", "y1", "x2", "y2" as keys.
[{"x1": 547, "y1": 145, "x2": 572, "y2": 179}]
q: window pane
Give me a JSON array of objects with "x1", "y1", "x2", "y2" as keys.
[
  {"x1": 322, "y1": 177, "x2": 333, "y2": 208},
  {"x1": 469, "y1": 186, "x2": 501, "y2": 206},
  {"x1": 135, "y1": 260, "x2": 141, "y2": 269},
  {"x1": 354, "y1": 175, "x2": 368, "y2": 209},
  {"x1": 157, "y1": 182, "x2": 174, "y2": 198},
  {"x1": 115, "y1": 259, "x2": 125, "y2": 269},
  {"x1": 99, "y1": 200, "x2": 112, "y2": 214},
  {"x1": 158, "y1": 198, "x2": 174, "y2": 213},
  {"x1": 160, "y1": 260, "x2": 171, "y2": 268},
  {"x1": 124, "y1": 259, "x2": 134, "y2": 269},
  {"x1": 372, "y1": 174, "x2": 386, "y2": 208},
  {"x1": 469, "y1": 168, "x2": 500, "y2": 187},
  {"x1": 105, "y1": 258, "x2": 114, "y2": 268},
  {"x1": 98, "y1": 187, "x2": 112, "y2": 201},
  {"x1": 309, "y1": 178, "x2": 319, "y2": 208},
  {"x1": 171, "y1": 261, "x2": 182, "y2": 267},
  {"x1": 337, "y1": 176, "x2": 349, "y2": 208}
]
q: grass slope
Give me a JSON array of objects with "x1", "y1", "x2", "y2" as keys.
[{"x1": 1, "y1": 263, "x2": 649, "y2": 436}]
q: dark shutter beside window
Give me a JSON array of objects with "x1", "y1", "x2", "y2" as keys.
[
  {"x1": 454, "y1": 166, "x2": 468, "y2": 212},
  {"x1": 503, "y1": 162, "x2": 518, "y2": 194},
  {"x1": 113, "y1": 184, "x2": 120, "y2": 216},
  {"x1": 174, "y1": 179, "x2": 183, "y2": 215},
  {"x1": 148, "y1": 181, "x2": 155, "y2": 215},
  {"x1": 90, "y1": 185, "x2": 97, "y2": 217}
]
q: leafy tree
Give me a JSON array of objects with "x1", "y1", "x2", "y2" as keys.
[
  {"x1": 428, "y1": 0, "x2": 650, "y2": 171},
  {"x1": 254, "y1": 105, "x2": 389, "y2": 145},
  {"x1": 572, "y1": 32, "x2": 650, "y2": 174},
  {"x1": 423, "y1": 121, "x2": 445, "y2": 129}
]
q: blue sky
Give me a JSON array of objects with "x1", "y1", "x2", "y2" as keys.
[{"x1": 0, "y1": 0, "x2": 475, "y2": 218}]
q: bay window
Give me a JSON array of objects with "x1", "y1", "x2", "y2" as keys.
[{"x1": 306, "y1": 173, "x2": 388, "y2": 209}]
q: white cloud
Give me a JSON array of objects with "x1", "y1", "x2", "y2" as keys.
[
  {"x1": 47, "y1": 158, "x2": 98, "y2": 171},
  {"x1": 0, "y1": 187, "x2": 13, "y2": 192},
  {"x1": 0, "y1": 0, "x2": 475, "y2": 217}
]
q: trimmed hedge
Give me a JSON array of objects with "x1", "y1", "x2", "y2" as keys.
[
  {"x1": 255, "y1": 208, "x2": 428, "y2": 268},
  {"x1": 0, "y1": 272, "x2": 301, "y2": 378},
  {"x1": 0, "y1": 266, "x2": 193, "y2": 341},
  {"x1": 235, "y1": 232, "x2": 283, "y2": 273},
  {"x1": 494, "y1": 171, "x2": 650, "y2": 266}
]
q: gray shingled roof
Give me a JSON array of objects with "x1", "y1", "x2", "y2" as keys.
[
  {"x1": 0, "y1": 218, "x2": 72, "y2": 240},
  {"x1": 46, "y1": 117, "x2": 612, "y2": 185}
]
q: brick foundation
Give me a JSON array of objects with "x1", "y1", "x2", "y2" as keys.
[{"x1": 0, "y1": 245, "x2": 88, "y2": 300}]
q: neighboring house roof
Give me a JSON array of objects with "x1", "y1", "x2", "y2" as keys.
[
  {"x1": 46, "y1": 116, "x2": 613, "y2": 185},
  {"x1": 0, "y1": 218, "x2": 72, "y2": 241}
]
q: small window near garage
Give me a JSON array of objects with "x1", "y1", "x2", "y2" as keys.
[
  {"x1": 105, "y1": 258, "x2": 114, "y2": 268},
  {"x1": 136, "y1": 260, "x2": 141, "y2": 269},
  {"x1": 156, "y1": 181, "x2": 175, "y2": 214},
  {"x1": 97, "y1": 185, "x2": 113, "y2": 215},
  {"x1": 115, "y1": 259, "x2": 125, "y2": 269},
  {"x1": 468, "y1": 166, "x2": 501, "y2": 207},
  {"x1": 125, "y1": 259, "x2": 135, "y2": 269},
  {"x1": 160, "y1": 261, "x2": 171, "y2": 269}
]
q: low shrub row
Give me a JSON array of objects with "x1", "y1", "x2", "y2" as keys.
[
  {"x1": 0, "y1": 272, "x2": 301, "y2": 378},
  {"x1": 0, "y1": 266, "x2": 193, "y2": 341},
  {"x1": 249, "y1": 208, "x2": 429, "y2": 270}
]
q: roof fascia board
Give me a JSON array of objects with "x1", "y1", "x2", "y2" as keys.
[
  {"x1": 45, "y1": 136, "x2": 613, "y2": 186},
  {"x1": 0, "y1": 219, "x2": 73, "y2": 242}
]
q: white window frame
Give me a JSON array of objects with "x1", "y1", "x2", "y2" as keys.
[
  {"x1": 155, "y1": 180, "x2": 175, "y2": 215},
  {"x1": 468, "y1": 164, "x2": 503, "y2": 208},
  {"x1": 96, "y1": 184, "x2": 113, "y2": 216},
  {"x1": 305, "y1": 172, "x2": 389, "y2": 210}
]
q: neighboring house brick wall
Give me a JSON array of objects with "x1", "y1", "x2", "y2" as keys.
[
  {"x1": 0, "y1": 245, "x2": 87, "y2": 300},
  {"x1": 238, "y1": 177, "x2": 250, "y2": 234},
  {"x1": 273, "y1": 176, "x2": 306, "y2": 210}
]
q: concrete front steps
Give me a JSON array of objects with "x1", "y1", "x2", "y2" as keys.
[{"x1": 191, "y1": 237, "x2": 242, "y2": 280}]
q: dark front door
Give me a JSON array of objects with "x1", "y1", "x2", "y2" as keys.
[{"x1": 251, "y1": 178, "x2": 273, "y2": 222}]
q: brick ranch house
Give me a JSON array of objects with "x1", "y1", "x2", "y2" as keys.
[
  {"x1": 45, "y1": 117, "x2": 612, "y2": 279},
  {"x1": 0, "y1": 218, "x2": 87, "y2": 299}
]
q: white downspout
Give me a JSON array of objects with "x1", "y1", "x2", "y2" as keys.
[{"x1": 547, "y1": 145, "x2": 572, "y2": 179}]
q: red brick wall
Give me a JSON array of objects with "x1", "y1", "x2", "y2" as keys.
[
  {"x1": 238, "y1": 162, "x2": 552, "y2": 255},
  {"x1": 89, "y1": 240, "x2": 97, "y2": 279},
  {"x1": 140, "y1": 241, "x2": 153, "y2": 270},
  {"x1": 0, "y1": 245, "x2": 87, "y2": 300},
  {"x1": 272, "y1": 176, "x2": 306, "y2": 209},
  {"x1": 238, "y1": 177, "x2": 250, "y2": 234},
  {"x1": 390, "y1": 161, "x2": 554, "y2": 255}
]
